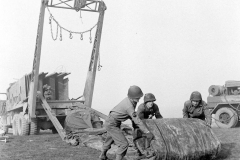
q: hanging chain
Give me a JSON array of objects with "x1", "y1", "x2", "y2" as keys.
[
  {"x1": 49, "y1": 16, "x2": 59, "y2": 41},
  {"x1": 59, "y1": 27, "x2": 62, "y2": 41},
  {"x1": 80, "y1": 33, "x2": 83, "y2": 40},
  {"x1": 69, "y1": 32, "x2": 73, "y2": 39},
  {"x1": 47, "y1": 7, "x2": 97, "y2": 42},
  {"x1": 89, "y1": 30, "x2": 92, "y2": 43},
  {"x1": 98, "y1": 52, "x2": 102, "y2": 71}
]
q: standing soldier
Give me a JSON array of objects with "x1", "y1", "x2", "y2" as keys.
[
  {"x1": 99, "y1": 85, "x2": 153, "y2": 160},
  {"x1": 137, "y1": 93, "x2": 163, "y2": 120},
  {"x1": 182, "y1": 91, "x2": 211, "y2": 127}
]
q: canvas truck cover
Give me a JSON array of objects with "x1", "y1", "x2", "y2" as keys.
[
  {"x1": 64, "y1": 109, "x2": 101, "y2": 134},
  {"x1": 0, "y1": 101, "x2": 6, "y2": 116}
]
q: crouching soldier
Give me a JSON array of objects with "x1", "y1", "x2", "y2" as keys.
[
  {"x1": 99, "y1": 85, "x2": 154, "y2": 160},
  {"x1": 182, "y1": 91, "x2": 211, "y2": 127},
  {"x1": 137, "y1": 93, "x2": 163, "y2": 120}
]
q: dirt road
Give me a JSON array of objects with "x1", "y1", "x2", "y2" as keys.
[{"x1": 0, "y1": 128, "x2": 239, "y2": 160}]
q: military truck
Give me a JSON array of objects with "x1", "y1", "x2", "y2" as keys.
[
  {"x1": 0, "y1": 0, "x2": 107, "y2": 138},
  {"x1": 207, "y1": 80, "x2": 240, "y2": 128},
  {"x1": 0, "y1": 72, "x2": 86, "y2": 135}
]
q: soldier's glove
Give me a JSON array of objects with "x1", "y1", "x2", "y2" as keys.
[
  {"x1": 205, "y1": 121, "x2": 211, "y2": 128},
  {"x1": 148, "y1": 115, "x2": 153, "y2": 119},
  {"x1": 142, "y1": 132, "x2": 154, "y2": 140}
]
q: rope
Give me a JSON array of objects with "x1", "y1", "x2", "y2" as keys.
[
  {"x1": 210, "y1": 93, "x2": 240, "y2": 127},
  {"x1": 47, "y1": 7, "x2": 97, "y2": 43},
  {"x1": 223, "y1": 94, "x2": 240, "y2": 112},
  {"x1": 54, "y1": 65, "x2": 66, "y2": 72}
]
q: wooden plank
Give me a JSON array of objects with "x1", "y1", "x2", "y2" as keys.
[
  {"x1": 89, "y1": 107, "x2": 108, "y2": 120},
  {"x1": 57, "y1": 77, "x2": 69, "y2": 100},
  {"x1": 49, "y1": 77, "x2": 56, "y2": 100},
  {"x1": 19, "y1": 76, "x2": 27, "y2": 101},
  {"x1": 28, "y1": 0, "x2": 47, "y2": 118},
  {"x1": 37, "y1": 91, "x2": 66, "y2": 140},
  {"x1": 83, "y1": 2, "x2": 106, "y2": 108}
]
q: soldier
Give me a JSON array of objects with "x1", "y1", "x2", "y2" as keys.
[
  {"x1": 137, "y1": 93, "x2": 163, "y2": 120},
  {"x1": 182, "y1": 91, "x2": 211, "y2": 127},
  {"x1": 43, "y1": 84, "x2": 52, "y2": 100},
  {"x1": 99, "y1": 85, "x2": 154, "y2": 160}
]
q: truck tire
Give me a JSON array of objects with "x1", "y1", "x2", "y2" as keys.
[
  {"x1": 215, "y1": 107, "x2": 238, "y2": 128},
  {"x1": 18, "y1": 115, "x2": 29, "y2": 136},
  {"x1": 29, "y1": 118, "x2": 39, "y2": 135},
  {"x1": 229, "y1": 108, "x2": 239, "y2": 127},
  {"x1": 12, "y1": 115, "x2": 19, "y2": 135}
]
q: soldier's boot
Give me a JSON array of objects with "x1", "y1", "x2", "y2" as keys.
[
  {"x1": 115, "y1": 154, "x2": 124, "y2": 160},
  {"x1": 134, "y1": 151, "x2": 146, "y2": 160},
  {"x1": 136, "y1": 148, "x2": 142, "y2": 156},
  {"x1": 99, "y1": 149, "x2": 108, "y2": 160}
]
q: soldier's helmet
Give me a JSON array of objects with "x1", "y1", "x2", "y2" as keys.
[
  {"x1": 190, "y1": 91, "x2": 202, "y2": 101},
  {"x1": 144, "y1": 93, "x2": 156, "y2": 103},
  {"x1": 127, "y1": 85, "x2": 143, "y2": 99}
]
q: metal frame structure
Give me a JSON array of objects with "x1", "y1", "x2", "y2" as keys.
[
  {"x1": 48, "y1": 0, "x2": 103, "y2": 12},
  {"x1": 0, "y1": 0, "x2": 108, "y2": 139},
  {"x1": 28, "y1": 0, "x2": 106, "y2": 119}
]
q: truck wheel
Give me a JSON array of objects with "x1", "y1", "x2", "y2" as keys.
[
  {"x1": 215, "y1": 107, "x2": 238, "y2": 128},
  {"x1": 12, "y1": 115, "x2": 19, "y2": 135},
  {"x1": 229, "y1": 108, "x2": 239, "y2": 127},
  {"x1": 18, "y1": 115, "x2": 29, "y2": 136},
  {"x1": 30, "y1": 118, "x2": 39, "y2": 135}
]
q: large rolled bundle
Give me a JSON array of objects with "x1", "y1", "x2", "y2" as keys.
[
  {"x1": 76, "y1": 118, "x2": 221, "y2": 160},
  {"x1": 208, "y1": 85, "x2": 224, "y2": 96},
  {"x1": 144, "y1": 118, "x2": 221, "y2": 160}
]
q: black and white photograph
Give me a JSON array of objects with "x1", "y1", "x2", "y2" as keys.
[{"x1": 0, "y1": 0, "x2": 239, "y2": 160}]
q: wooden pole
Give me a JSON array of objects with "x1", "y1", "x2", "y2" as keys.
[
  {"x1": 83, "y1": 2, "x2": 106, "y2": 108},
  {"x1": 28, "y1": 0, "x2": 48, "y2": 118}
]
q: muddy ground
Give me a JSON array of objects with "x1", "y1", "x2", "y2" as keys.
[{"x1": 0, "y1": 127, "x2": 239, "y2": 160}]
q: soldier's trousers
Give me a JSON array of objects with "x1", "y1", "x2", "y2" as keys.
[{"x1": 102, "y1": 115, "x2": 129, "y2": 157}]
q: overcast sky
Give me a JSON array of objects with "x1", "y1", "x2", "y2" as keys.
[{"x1": 1, "y1": 0, "x2": 240, "y2": 119}]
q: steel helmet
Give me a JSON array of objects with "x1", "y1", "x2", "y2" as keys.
[
  {"x1": 190, "y1": 91, "x2": 202, "y2": 101},
  {"x1": 127, "y1": 85, "x2": 143, "y2": 99},
  {"x1": 144, "y1": 93, "x2": 156, "y2": 103}
]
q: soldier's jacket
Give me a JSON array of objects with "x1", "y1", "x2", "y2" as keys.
[
  {"x1": 182, "y1": 100, "x2": 211, "y2": 123},
  {"x1": 137, "y1": 103, "x2": 163, "y2": 119},
  {"x1": 109, "y1": 97, "x2": 149, "y2": 133}
]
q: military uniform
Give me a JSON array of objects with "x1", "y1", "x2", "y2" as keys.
[
  {"x1": 102, "y1": 97, "x2": 149, "y2": 158},
  {"x1": 137, "y1": 103, "x2": 163, "y2": 119},
  {"x1": 183, "y1": 100, "x2": 211, "y2": 124}
]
